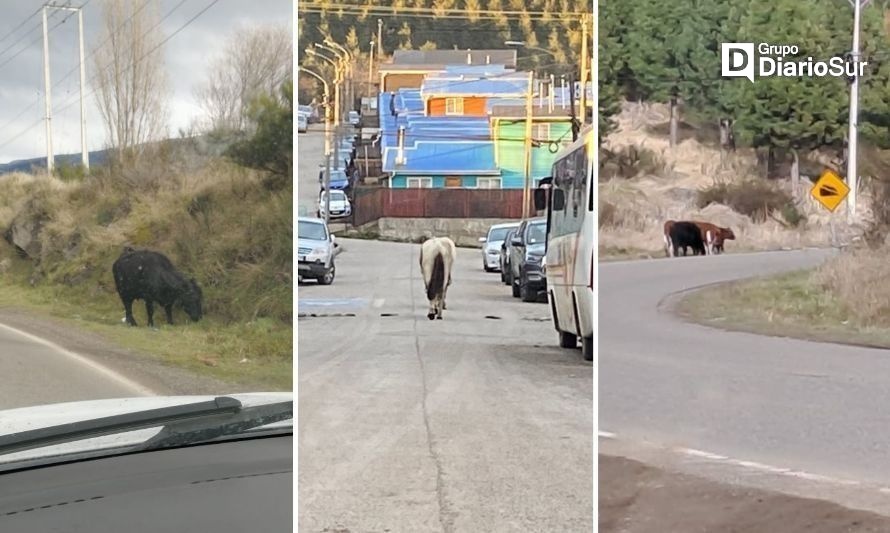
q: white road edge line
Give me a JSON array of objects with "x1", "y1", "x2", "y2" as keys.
[
  {"x1": 603, "y1": 431, "x2": 870, "y2": 490},
  {"x1": 0, "y1": 322, "x2": 156, "y2": 396}
]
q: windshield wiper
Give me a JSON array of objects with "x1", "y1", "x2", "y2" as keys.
[{"x1": 0, "y1": 396, "x2": 292, "y2": 457}]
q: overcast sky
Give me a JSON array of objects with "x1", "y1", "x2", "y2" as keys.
[{"x1": 0, "y1": 0, "x2": 292, "y2": 163}]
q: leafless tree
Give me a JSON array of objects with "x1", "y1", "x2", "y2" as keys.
[
  {"x1": 194, "y1": 24, "x2": 293, "y2": 133},
  {"x1": 92, "y1": 0, "x2": 169, "y2": 159}
]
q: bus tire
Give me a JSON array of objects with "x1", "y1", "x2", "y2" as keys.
[
  {"x1": 581, "y1": 336, "x2": 593, "y2": 361},
  {"x1": 559, "y1": 331, "x2": 577, "y2": 349}
]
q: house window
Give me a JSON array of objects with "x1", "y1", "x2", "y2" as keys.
[
  {"x1": 445, "y1": 98, "x2": 464, "y2": 115},
  {"x1": 476, "y1": 177, "x2": 502, "y2": 189},
  {"x1": 532, "y1": 123, "x2": 551, "y2": 142},
  {"x1": 407, "y1": 177, "x2": 433, "y2": 188},
  {"x1": 445, "y1": 176, "x2": 462, "y2": 188}
]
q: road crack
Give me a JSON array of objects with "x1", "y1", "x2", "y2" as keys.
[{"x1": 409, "y1": 245, "x2": 455, "y2": 533}]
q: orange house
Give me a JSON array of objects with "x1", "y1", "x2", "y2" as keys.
[{"x1": 426, "y1": 96, "x2": 488, "y2": 117}]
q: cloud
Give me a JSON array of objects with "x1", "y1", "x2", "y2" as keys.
[{"x1": 0, "y1": 0, "x2": 292, "y2": 163}]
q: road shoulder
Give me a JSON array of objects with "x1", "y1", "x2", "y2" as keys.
[
  {"x1": 671, "y1": 269, "x2": 890, "y2": 350},
  {"x1": 0, "y1": 308, "x2": 233, "y2": 396},
  {"x1": 600, "y1": 454, "x2": 890, "y2": 532}
]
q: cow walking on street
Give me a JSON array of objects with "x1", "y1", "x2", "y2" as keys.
[
  {"x1": 419, "y1": 237, "x2": 455, "y2": 320},
  {"x1": 112, "y1": 248, "x2": 204, "y2": 327}
]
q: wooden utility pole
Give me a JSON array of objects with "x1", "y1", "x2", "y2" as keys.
[
  {"x1": 579, "y1": 13, "x2": 589, "y2": 127},
  {"x1": 523, "y1": 70, "x2": 534, "y2": 220}
]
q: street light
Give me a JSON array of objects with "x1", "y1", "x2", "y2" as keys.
[
  {"x1": 298, "y1": 66, "x2": 332, "y2": 155},
  {"x1": 319, "y1": 42, "x2": 353, "y2": 118},
  {"x1": 367, "y1": 40, "x2": 375, "y2": 98},
  {"x1": 307, "y1": 47, "x2": 342, "y2": 127}
]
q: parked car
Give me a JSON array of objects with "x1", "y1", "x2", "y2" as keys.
[
  {"x1": 318, "y1": 168, "x2": 351, "y2": 190},
  {"x1": 508, "y1": 217, "x2": 548, "y2": 302},
  {"x1": 317, "y1": 189, "x2": 352, "y2": 219},
  {"x1": 500, "y1": 228, "x2": 517, "y2": 284},
  {"x1": 298, "y1": 217, "x2": 338, "y2": 285},
  {"x1": 479, "y1": 222, "x2": 520, "y2": 272},
  {"x1": 298, "y1": 104, "x2": 318, "y2": 123},
  {"x1": 297, "y1": 112, "x2": 308, "y2": 133},
  {"x1": 347, "y1": 110, "x2": 360, "y2": 127}
]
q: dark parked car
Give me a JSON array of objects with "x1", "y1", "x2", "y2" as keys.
[
  {"x1": 508, "y1": 217, "x2": 547, "y2": 302},
  {"x1": 500, "y1": 228, "x2": 518, "y2": 284}
]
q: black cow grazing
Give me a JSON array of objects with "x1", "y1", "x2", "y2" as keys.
[
  {"x1": 112, "y1": 249, "x2": 203, "y2": 327},
  {"x1": 669, "y1": 221, "x2": 706, "y2": 257}
]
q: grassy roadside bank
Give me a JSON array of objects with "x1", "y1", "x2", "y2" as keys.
[
  {"x1": 0, "y1": 164, "x2": 292, "y2": 391},
  {"x1": 675, "y1": 268, "x2": 890, "y2": 349}
]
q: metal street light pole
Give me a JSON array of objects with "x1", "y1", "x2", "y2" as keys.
[
  {"x1": 368, "y1": 40, "x2": 375, "y2": 98},
  {"x1": 308, "y1": 48, "x2": 342, "y2": 126},
  {"x1": 847, "y1": 0, "x2": 868, "y2": 221},
  {"x1": 324, "y1": 40, "x2": 353, "y2": 112},
  {"x1": 298, "y1": 67, "x2": 332, "y2": 157},
  {"x1": 321, "y1": 42, "x2": 352, "y2": 118}
]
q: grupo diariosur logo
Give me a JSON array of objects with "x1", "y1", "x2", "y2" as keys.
[{"x1": 721, "y1": 42, "x2": 868, "y2": 82}]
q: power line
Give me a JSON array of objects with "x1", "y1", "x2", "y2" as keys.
[
  {"x1": 0, "y1": 0, "x2": 220, "y2": 153},
  {"x1": 299, "y1": 7, "x2": 584, "y2": 22},
  {"x1": 0, "y1": 7, "x2": 41, "y2": 47},
  {"x1": 301, "y1": 3, "x2": 585, "y2": 18}
]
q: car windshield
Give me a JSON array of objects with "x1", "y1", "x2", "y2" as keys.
[
  {"x1": 0, "y1": 1, "x2": 292, "y2": 468},
  {"x1": 299, "y1": 221, "x2": 328, "y2": 241},
  {"x1": 321, "y1": 191, "x2": 346, "y2": 201},
  {"x1": 488, "y1": 227, "x2": 515, "y2": 242},
  {"x1": 526, "y1": 222, "x2": 546, "y2": 244}
]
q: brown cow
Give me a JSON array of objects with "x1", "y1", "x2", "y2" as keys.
[
  {"x1": 691, "y1": 221, "x2": 735, "y2": 254},
  {"x1": 663, "y1": 220, "x2": 676, "y2": 257}
]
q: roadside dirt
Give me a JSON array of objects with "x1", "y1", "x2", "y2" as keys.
[
  {"x1": 600, "y1": 455, "x2": 890, "y2": 532},
  {"x1": 0, "y1": 308, "x2": 232, "y2": 396}
]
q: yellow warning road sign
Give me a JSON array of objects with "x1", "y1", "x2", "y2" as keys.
[{"x1": 811, "y1": 169, "x2": 850, "y2": 212}]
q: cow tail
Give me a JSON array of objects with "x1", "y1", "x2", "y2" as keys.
[{"x1": 428, "y1": 253, "x2": 444, "y2": 302}]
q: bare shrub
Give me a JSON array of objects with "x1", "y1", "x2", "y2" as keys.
[{"x1": 697, "y1": 180, "x2": 794, "y2": 222}]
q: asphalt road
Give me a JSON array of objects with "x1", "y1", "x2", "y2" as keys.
[
  {"x1": 600, "y1": 249, "x2": 890, "y2": 512},
  {"x1": 297, "y1": 124, "x2": 324, "y2": 217},
  {"x1": 298, "y1": 238, "x2": 593, "y2": 532},
  {"x1": 0, "y1": 320, "x2": 152, "y2": 410}
]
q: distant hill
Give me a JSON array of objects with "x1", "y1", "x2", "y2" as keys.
[
  {"x1": 0, "y1": 149, "x2": 110, "y2": 175},
  {"x1": 0, "y1": 133, "x2": 237, "y2": 175}
]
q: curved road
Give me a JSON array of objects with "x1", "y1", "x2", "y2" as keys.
[
  {"x1": 0, "y1": 321, "x2": 152, "y2": 409},
  {"x1": 601, "y1": 249, "x2": 890, "y2": 513}
]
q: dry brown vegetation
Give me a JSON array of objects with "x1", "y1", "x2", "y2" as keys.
[{"x1": 598, "y1": 102, "x2": 867, "y2": 257}]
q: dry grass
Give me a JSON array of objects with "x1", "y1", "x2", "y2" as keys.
[
  {"x1": 598, "y1": 101, "x2": 867, "y2": 258},
  {"x1": 813, "y1": 246, "x2": 890, "y2": 327}
]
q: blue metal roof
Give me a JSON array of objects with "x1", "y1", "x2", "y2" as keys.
[
  {"x1": 420, "y1": 76, "x2": 529, "y2": 97},
  {"x1": 442, "y1": 64, "x2": 509, "y2": 75},
  {"x1": 382, "y1": 141, "x2": 499, "y2": 175}
]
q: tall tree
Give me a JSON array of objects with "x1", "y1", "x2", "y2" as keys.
[
  {"x1": 92, "y1": 0, "x2": 169, "y2": 159},
  {"x1": 195, "y1": 24, "x2": 292, "y2": 133}
]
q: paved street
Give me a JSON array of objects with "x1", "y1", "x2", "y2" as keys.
[
  {"x1": 600, "y1": 249, "x2": 890, "y2": 514},
  {"x1": 297, "y1": 125, "x2": 325, "y2": 217},
  {"x1": 298, "y1": 238, "x2": 593, "y2": 532}
]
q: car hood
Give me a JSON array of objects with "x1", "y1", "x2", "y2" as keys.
[
  {"x1": 321, "y1": 199, "x2": 349, "y2": 208},
  {"x1": 298, "y1": 237, "x2": 329, "y2": 251},
  {"x1": 485, "y1": 240, "x2": 503, "y2": 252},
  {"x1": 0, "y1": 392, "x2": 292, "y2": 465}
]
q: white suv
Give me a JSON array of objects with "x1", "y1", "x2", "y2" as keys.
[{"x1": 298, "y1": 217, "x2": 338, "y2": 285}]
